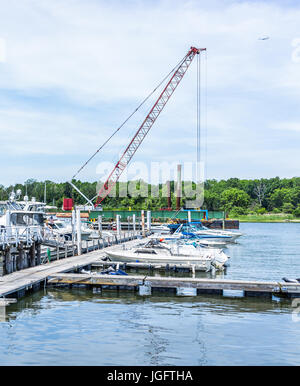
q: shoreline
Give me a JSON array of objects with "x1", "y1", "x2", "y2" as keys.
[{"x1": 229, "y1": 217, "x2": 300, "y2": 223}]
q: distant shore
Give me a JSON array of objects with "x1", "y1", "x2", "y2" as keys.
[{"x1": 228, "y1": 214, "x2": 300, "y2": 223}]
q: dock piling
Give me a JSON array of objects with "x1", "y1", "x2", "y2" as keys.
[
  {"x1": 76, "y1": 208, "x2": 82, "y2": 256},
  {"x1": 147, "y1": 211, "x2": 151, "y2": 232},
  {"x1": 141, "y1": 210, "x2": 145, "y2": 237},
  {"x1": 98, "y1": 215, "x2": 102, "y2": 239}
]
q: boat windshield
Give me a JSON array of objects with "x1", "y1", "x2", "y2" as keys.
[
  {"x1": 174, "y1": 222, "x2": 209, "y2": 234},
  {"x1": 189, "y1": 223, "x2": 209, "y2": 230},
  {"x1": 134, "y1": 249, "x2": 157, "y2": 254},
  {"x1": 10, "y1": 212, "x2": 44, "y2": 226},
  {"x1": 181, "y1": 225, "x2": 199, "y2": 233},
  {"x1": 173, "y1": 224, "x2": 183, "y2": 234},
  {"x1": 54, "y1": 222, "x2": 65, "y2": 229},
  {"x1": 0, "y1": 204, "x2": 5, "y2": 216}
]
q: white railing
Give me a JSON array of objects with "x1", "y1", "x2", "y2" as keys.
[
  {"x1": 42, "y1": 227, "x2": 73, "y2": 245},
  {"x1": 0, "y1": 225, "x2": 43, "y2": 248}
]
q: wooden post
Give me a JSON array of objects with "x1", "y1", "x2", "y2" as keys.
[
  {"x1": 188, "y1": 211, "x2": 192, "y2": 223},
  {"x1": 12, "y1": 254, "x2": 16, "y2": 272},
  {"x1": 98, "y1": 215, "x2": 102, "y2": 239},
  {"x1": 29, "y1": 243, "x2": 36, "y2": 267},
  {"x1": 76, "y1": 208, "x2": 82, "y2": 256},
  {"x1": 116, "y1": 215, "x2": 121, "y2": 240},
  {"x1": 17, "y1": 246, "x2": 24, "y2": 271},
  {"x1": 176, "y1": 164, "x2": 182, "y2": 210},
  {"x1": 141, "y1": 210, "x2": 145, "y2": 237},
  {"x1": 147, "y1": 210, "x2": 151, "y2": 232},
  {"x1": 0, "y1": 251, "x2": 4, "y2": 276},
  {"x1": 36, "y1": 243, "x2": 41, "y2": 265},
  {"x1": 133, "y1": 214, "x2": 136, "y2": 233},
  {"x1": 24, "y1": 250, "x2": 29, "y2": 269},
  {"x1": 71, "y1": 209, "x2": 76, "y2": 254},
  {"x1": 5, "y1": 249, "x2": 12, "y2": 274}
]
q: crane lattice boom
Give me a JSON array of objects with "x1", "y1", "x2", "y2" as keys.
[{"x1": 95, "y1": 46, "x2": 205, "y2": 207}]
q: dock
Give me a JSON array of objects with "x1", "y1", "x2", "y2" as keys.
[
  {"x1": 0, "y1": 236, "x2": 142, "y2": 299},
  {"x1": 1, "y1": 233, "x2": 300, "y2": 303},
  {"x1": 46, "y1": 272, "x2": 300, "y2": 298}
]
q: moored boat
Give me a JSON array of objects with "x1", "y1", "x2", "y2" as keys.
[{"x1": 105, "y1": 239, "x2": 229, "y2": 271}]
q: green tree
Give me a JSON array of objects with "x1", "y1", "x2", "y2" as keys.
[
  {"x1": 203, "y1": 191, "x2": 221, "y2": 210},
  {"x1": 293, "y1": 205, "x2": 300, "y2": 218},
  {"x1": 269, "y1": 188, "x2": 293, "y2": 210},
  {"x1": 282, "y1": 202, "x2": 294, "y2": 213},
  {"x1": 220, "y1": 188, "x2": 250, "y2": 211}
]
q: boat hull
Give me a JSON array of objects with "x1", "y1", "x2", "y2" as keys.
[{"x1": 105, "y1": 250, "x2": 212, "y2": 271}]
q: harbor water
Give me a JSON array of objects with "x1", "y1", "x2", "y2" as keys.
[{"x1": 1, "y1": 222, "x2": 300, "y2": 366}]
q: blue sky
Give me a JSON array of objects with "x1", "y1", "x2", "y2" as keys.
[{"x1": 0, "y1": 0, "x2": 300, "y2": 185}]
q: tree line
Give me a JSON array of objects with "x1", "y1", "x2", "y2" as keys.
[{"x1": 1, "y1": 177, "x2": 300, "y2": 216}]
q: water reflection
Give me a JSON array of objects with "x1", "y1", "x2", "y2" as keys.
[
  {"x1": 1, "y1": 223, "x2": 300, "y2": 365},
  {"x1": 4, "y1": 287, "x2": 293, "y2": 322}
]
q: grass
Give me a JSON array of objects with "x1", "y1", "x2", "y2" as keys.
[{"x1": 228, "y1": 213, "x2": 300, "y2": 222}]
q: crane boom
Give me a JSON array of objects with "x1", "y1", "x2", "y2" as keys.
[{"x1": 95, "y1": 46, "x2": 205, "y2": 207}]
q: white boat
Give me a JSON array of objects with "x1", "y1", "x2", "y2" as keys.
[
  {"x1": 46, "y1": 217, "x2": 102, "y2": 241},
  {"x1": 164, "y1": 223, "x2": 242, "y2": 243},
  {"x1": 187, "y1": 222, "x2": 243, "y2": 242},
  {"x1": 157, "y1": 223, "x2": 233, "y2": 243},
  {"x1": 150, "y1": 224, "x2": 171, "y2": 234},
  {"x1": 0, "y1": 193, "x2": 45, "y2": 246},
  {"x1": 105, "y1": 240, "x2": 229, "y2": 270},
  {"x1": 45, "y1": 218, "x2": 74, "y2": 241},
  {"x1": 149, "y1": 233, "x2": 228, "y2": 249}
]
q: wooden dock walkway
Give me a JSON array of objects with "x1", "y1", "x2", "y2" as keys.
[
  {"x1": 1, "y1": 232, "x2": 300, "y2": 301},
  {"x1": 0, "y1": 236, "x2": 143, "y2": 299}
]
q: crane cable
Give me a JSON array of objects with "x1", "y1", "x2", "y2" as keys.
[
  {"x1": 72, "y1": 52, "x2": 190, "y2": 180},
  {"x1": 172, "y1": 49, "x2": 203, "y2": 219},
  {"x1": 204, "y1": 51, "x2": 207, "y2": 180},
  {"x1": 196, "y1": 51, "x2": 201, "y2": 183}
]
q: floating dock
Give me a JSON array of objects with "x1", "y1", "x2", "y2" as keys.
[
  {"x1": 1, "y1": 234, "x2": 299, "y2": 305},
  {"x1": 47, "y1": 272, "x2": 300, "y2": 298}
]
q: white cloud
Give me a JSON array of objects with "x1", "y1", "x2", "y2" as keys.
[
  {"x1": 0, "y1": 0, "x2": 300, "y2": 184},
  {"x1": 272, "y1": 121, "x2": 300, "y2": 132},
  {"x1": 1, "y1": 0, "x2": 299, "y2": 101}
]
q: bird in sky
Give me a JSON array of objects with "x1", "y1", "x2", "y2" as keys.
[{"x1": 258, "y1": 36, "x2": 270, "y2": 40}]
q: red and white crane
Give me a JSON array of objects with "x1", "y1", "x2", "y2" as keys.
[
  {"x1": 69, "y1": 46, "x2": 206, "y2": 208},
  {"x1": 95, "y1": 46, "x2": 205, "y2": 207}
]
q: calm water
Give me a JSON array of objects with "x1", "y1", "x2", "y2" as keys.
[{"x1": 1, "y1": 222, "x2": 300, "y2": 366}]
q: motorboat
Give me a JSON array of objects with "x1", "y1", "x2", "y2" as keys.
[
  {"x1": 162, "y1": 223, "x2": 242, "y2": 243},
  {"x1": 149, "y1": 233, "x2": 228, "y2": 249},
  {"x1": 150, "y1": 224, "x2": 171, "y2": 234},
  {"x1": 0, "y1": 193, "x2": 45, "y2": 247},
  {"x1": 45, "y1": 217, "x2": 115, "y2": 241},
  {"x1": 186, "y1": 222, "x2": 243, "y2": 242},
  {"x1": 45, "y1": 217, "x2": 96, "y2": 241},
  {"x1": 156, "y1": 223, "x2": 233, "y2": 243},
  {"x1": 45, "y1": 218, "x2": 74, "y2": 241},
  {"x1": 104, "y1": 239, "x2": 229, "y2": 270}
]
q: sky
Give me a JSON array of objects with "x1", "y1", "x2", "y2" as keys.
[{"x1": 0, "y1": 0, "x2": 300, "y2": 186}]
